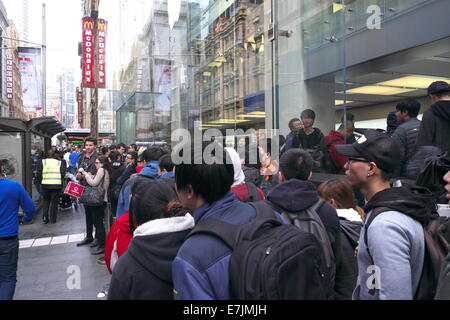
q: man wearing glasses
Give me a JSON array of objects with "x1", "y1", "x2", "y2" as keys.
[{"x1": 335, "y1": 130, "x2": 433, "y2": 300}]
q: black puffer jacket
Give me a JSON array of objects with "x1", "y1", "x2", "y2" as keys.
[
  {"x1": 417, "y1": 100, "x2": 450, "y2": 154},
  {"x1": 392, "y1": 118, "x2": 421, "y2": 178}
]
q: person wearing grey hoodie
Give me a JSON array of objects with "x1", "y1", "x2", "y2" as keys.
[{"x1": 336, "y1": 130, "x2": 432, "y2": 300}]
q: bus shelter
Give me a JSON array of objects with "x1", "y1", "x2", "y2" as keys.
[{"x1": 0, "y1": 117, "x2": 65, "y2": 195}]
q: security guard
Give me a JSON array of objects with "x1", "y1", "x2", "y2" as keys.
[{"x1": 37, "y1": 150, "x2": 66, "y2": 224}]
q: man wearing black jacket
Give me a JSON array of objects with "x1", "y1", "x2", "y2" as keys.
[
  {"x1": 265, "y1": 149, "x2": 354, "y2": 300},
  {"x1": 392, "y1": 99, "x2": 422, "y2": 179},
  {"x1": 417, "y1": 81, "x2": 450, "y2": 154}
]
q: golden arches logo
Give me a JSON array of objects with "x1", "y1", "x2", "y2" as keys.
[
  {"x1": 83, "y1": 20, "x2": 94, "y2": 30},
  {"x1": 98, "y1": 21, "x2": 106, "y2": 31}
]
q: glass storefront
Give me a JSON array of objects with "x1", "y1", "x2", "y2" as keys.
[
  {"x1": 105, "y1": 0, "x2": 450, "y2": 144},
  {"x1": 0, "y1": 132, "x2": 23, "y2": 184}
]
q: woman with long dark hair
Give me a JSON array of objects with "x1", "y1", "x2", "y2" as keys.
[
  {"x1": 108, "y1": 151, "x2": 125, "y2": 218},
  {"x1": 79, "y1": 155, "x2": 110, "y2": 255},
  {"x1": 108, "y1": 178, "x2": 194, "y2": 300}
]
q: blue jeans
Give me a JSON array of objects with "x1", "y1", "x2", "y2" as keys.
[{"x1": 0, "y1": 238, "x2": 19, "y2": 300}]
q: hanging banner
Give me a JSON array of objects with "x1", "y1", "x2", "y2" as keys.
[
  {"x1": 18, "y1": 47, "x2": 42, "y2": 114},
  {"x1": 76, "y1": 87, "x2": 84, "y2": 126},
  {"x1": 153, "y1": 65, "x2": 172, "y2": 116},
  {"x1": 6, "y1": 54, "x2": 14, "y2": 100},
  {"x1": 97, "y1": 19, "x2": 107, "y2": 88},
  {"x1": 82, "y1": 17, "x2": 95, "y2": 88}
]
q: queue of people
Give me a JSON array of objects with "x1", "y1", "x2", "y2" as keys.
[
  {"x1": 3, "y1": 80, "x2": 449, "y2": 301},
  {"x1": 101, "y1": 81, "x2": 450, "y2": 300},
  {"x1": 99, "y1": 131, "x2": 449, "y2": 300}
]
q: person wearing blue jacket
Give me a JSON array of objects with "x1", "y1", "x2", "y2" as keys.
[
  {"x1": 158, "y1": 154, "x2": 175, "y2": 179},
  {"x1": 0, "y1": 162, "x2": 36, "y2": 300},
  {"x1": 115, "y1": 146, "x2": 165, "y2": 218},
  {"x1": 172, "y1": 141, "x2": 277, "y2": 300}
]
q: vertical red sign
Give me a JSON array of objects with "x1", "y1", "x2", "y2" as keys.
[
  {"x1": 6, "y1": 55, "x2": 14, "y2": 100},
  {"x1": 97, "y1": 19, "x2": 107, "y2": 88},
  {"x1": 82, "y1": 17, "x2": 95, "y2": 88}
]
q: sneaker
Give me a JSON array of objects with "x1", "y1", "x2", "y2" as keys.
[
  {"x1": 91, "y1": 246, "x2": 105, "y2": 255},
  {"x1": 90, "y1": 239, "x2": 100, "y2": 248},
  {"x1": 97, "y1": 257, "x2": 106, "y2": 265}
]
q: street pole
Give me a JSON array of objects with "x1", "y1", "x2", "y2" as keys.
[
  {"x1": 42, "y1": 3, "x2": 47, "y2": 117},
  {"x1": 90, "y1": 0, "x2": 100, "y2": 140}
]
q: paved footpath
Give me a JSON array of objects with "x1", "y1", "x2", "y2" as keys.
[{"x1": 15, "y1": 198, "x2": 111, "y2": 300}]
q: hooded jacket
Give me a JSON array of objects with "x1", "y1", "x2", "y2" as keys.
[
  {"x1": 104, "y1": 212, "x2": 133, "y2": 274},
  {"x1": 108, "y1": 214, "x2": 195, "y2": 300},
  {"x1": 417, "y1": 100, "x2": 450, "y2": 154},
  {"x1": 353, "y1": 186, "x2": 432, "y2": 300},
  {"x1": 266, "y1": 179, "x2": 356, "y2": 300},
  {"x1": 323, "y1": 130, "x2": 347, "y2": 174},
  {"x1": 115, "y1": 161, "x2": 159, "y2": 218}
]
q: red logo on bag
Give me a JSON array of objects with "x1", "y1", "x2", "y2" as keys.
[{"x1": 64, "y1": 182, "x2": 85, "y2": 198}]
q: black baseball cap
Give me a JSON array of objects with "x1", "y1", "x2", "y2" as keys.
[
  {"x1": 335, "y1": 130, "x2": 402, "y2": 173},
  {"x1": 428, "y1": 81, "x2": 450, "y2": 95}
]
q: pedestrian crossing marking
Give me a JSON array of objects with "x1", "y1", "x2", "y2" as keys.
[
  {"x1": 50, "y1": 235, "x2": 69, "y2": 245},
  {"x1": 20, "y1": 233, "x2": 86, "y2": 248},
  {"x1": 32, "y1": 237, "x2": 52, "y2": 247}
]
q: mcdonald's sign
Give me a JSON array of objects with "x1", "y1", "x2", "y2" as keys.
[
  {"x1": 97, "y1": 20, "x2": 106, "y2": 31},
  {"x1": 82, "y1": 17, "x2": 95, "y2": 88},
  {"x1": 97, "y1": 19, "x2": 107, "y2": 89},
  {"x1": 84, "y1": 20, "x2": 94, "y2": 30}
]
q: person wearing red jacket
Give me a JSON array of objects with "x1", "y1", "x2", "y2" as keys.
[
  {"x1": 323, "y1": 121, "x2": 355, "y2": 174},
  {"x1": 104, "y1": 211, "x2": 133, "y2": 274}
]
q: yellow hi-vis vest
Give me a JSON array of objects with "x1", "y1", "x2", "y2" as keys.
[{"x1": 42, "y1": 159, "x2": 62, "y2": 185}]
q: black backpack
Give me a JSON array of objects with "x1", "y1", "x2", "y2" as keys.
[
  {"x1": 270, "y1": 199, "x2": 336, "y2": 287},
  {"x1": 322, "y1": 138, "x2": 344, "y2": 174},
  {"x1": 364, "y1": 208, "x2": 450, "y2": 299},
  {"x1": 415, "y1": 152, "x2": 450, "y2": 204},
  {"x1": 340, "y1": 219, "x2": 362, "y2": 250},
  {"x1": 188, "y1": 201, "x2": 334, "y2": 300}
]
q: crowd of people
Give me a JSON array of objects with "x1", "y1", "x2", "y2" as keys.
[{"x1": 1, "y1": 81, "x2": 449, "y2": 301}]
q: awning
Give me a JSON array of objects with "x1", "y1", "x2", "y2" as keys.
[{"x1": 0, "y1": 117, "x2": 65, "y2": 138}]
